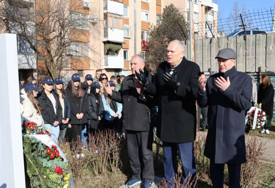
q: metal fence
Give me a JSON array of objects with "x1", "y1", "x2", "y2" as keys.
[{"x1": 183, "y1": 32, "x2": 275, "y2": 73}]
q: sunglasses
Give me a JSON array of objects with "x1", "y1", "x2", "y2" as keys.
[{"x1": 102, "y1": 77, "x2": 107, "y2": 80}]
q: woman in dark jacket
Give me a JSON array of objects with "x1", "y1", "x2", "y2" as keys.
[
  {"x1": 87, "y1": 82, "x2": 104, "y2": 133},
  {"x1": 258, "y1": 75, "x2": 274, "y2": 134},
  {"x1": 38, "y1": 77, "x2": 62, "y2": 144},
  {"x1": 82, "y1": 74, "x2": 93, "y2": 94},
  {"x1": 66, "y1": 74, "x2": 88, "y2": 156},
  {"x1": 54, "y1": 78, "x2": 71, "y2": 142}
]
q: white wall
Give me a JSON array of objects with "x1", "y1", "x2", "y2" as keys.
[
  {"x1": 0, "y1": 34, "x2": 26, "y2": 188},
  {"x1": 106, "y1": 0, "x2": 123, "y2": 15}
]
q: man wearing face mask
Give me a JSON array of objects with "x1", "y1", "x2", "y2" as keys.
[
  {"x1": 137, "y1": 40, "x2": 200, "y2": 187},
  {"x1": 197, "y1": 48, "x2": 252, "y2": 188},
  {"x1": 104, "y1": 55, "x2": 155, "y2": 188}
]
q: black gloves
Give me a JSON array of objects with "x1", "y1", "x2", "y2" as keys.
[
  {"x1": 135, "y1": 68, "x2": 149, "y2": 86},
  {"x1": 162, "y1": 70, "x2": 180, "y2": 90}
]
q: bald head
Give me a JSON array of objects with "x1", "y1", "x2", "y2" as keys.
[{"x1": 167, "y1": 40, "x2": 185, "y2": 67}]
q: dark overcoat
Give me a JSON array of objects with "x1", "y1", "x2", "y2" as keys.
[
  {"x1": 65, "y1": 83, "x2": 88, "y2": 125},
  {"x1": 258, "y1": 83, "x2": 274, "y2": 119},
  {"x1": 198, "y1": 66, "x2": 252, "y2": 164},
  {"x1": 146, "y1": 57, "x2": 200, "y2": 143},
  {"x1": 110, "y1": 75, "x2": 153, "y2": 131},
  {"x1": 38, "y1": 90, "x2": 63, "y2": 125}
]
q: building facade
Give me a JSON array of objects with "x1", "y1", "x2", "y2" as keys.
[{"x1": 0, "y1": 0, "x2": 218, "y2": 80}]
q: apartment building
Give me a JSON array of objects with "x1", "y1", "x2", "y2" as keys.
[
  {"x1": 0, "y1": 0, "x2": 218, "y2": 80},
  {"x1": 0, "y1": 0, "x2": 37, "y2": 80}
]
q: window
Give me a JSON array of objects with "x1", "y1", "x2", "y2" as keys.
[
  {"x1": 78, "y1": 70, "x2": 83, "y2": 77},
  {"x1": 124, "y1": 27, "x2": 130, "y2": 38},
  {"x1": 194, "y1": 32, "x2": 198, "y2": 40},
  {"x1": 76, "y1": 43, "x2": 81, "y2": 56},
  {"x1": 71, "y1": 12, "x2": 89, "y2": 30},
  {"x1": 123, "y1": 50, "x2": 129, "y2": 60},
  {"x1": 17, "y1": 36, "x2": 34, "y2": 54},
  {"x1": 140, "y1": 51, "x2": 149, "y2": 61},
  {"x1": 194, "y1": 13, "x2": 198, "y2": 24},
  {"x1": 156, "y1": 14, "x2": 161, "y2": 24},
  {"x1": 141, "y1": 30, "x2": 148, "y2": 41},
  {"x1": 141, "y1": 11, "x2": 149, "y2": 22},
  {"x1": 83, "y1": 43, "x2": 89, "y2": 57},
  {"x1": 68, "y1": 42, "x2": 89, "y2": 57},
  {"x1": 111, "y1": 16, "x2": 122, "y2": 28},
  {"x1": 123, "y1": 6, "x2": 129, "y2": 17}
]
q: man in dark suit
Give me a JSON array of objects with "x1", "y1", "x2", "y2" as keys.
[
  {"x1": 198, "y1": 48, "x2": 252, "y2": 188},
  {"x1": 139, "y1": 40, "x2": 200, "y2": 187},
  {"x1": 104, "y1": 55, "x2": 155, "y2": 188}
]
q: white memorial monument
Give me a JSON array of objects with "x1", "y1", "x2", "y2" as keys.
[{"x1": 0, "y1": 34, "x2": 26, "y2": 188}]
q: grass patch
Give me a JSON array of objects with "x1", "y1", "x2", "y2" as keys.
[{"x1": 248, "y1": 122, "x2": 275, "y2": 138}]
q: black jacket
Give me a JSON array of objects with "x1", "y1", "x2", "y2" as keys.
[
  {"x1": 258, "y1": 83, "x2": 274, "y2": 119},
  {"x1": 146, "y1": 57, "x2": 200, "y2": 143},
  {"x1": 87, "y1": 89, "x2": 104, "y2": 120},
  {"x1": 37, "y1": 90, "x2": 63, "y2": 125},
  {"x1": 65, "y1": 83, "x2": 88, "y2": 125},
  {"x1": 198, "y1": 66, "x2": 252, "y2": 164},
  {"x1": 110, "y1": 75, "x2": 153, "y2": 131}
]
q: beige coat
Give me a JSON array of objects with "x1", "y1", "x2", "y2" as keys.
[{"x1": 22, "y1": 93, "x2": 44, "y2": 127}]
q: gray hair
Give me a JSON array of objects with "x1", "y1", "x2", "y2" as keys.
[
  {"x1": 169, "y1": 40, "x2": 185, "y2": 51},
  {"x1": 131, "y1": 54, "x2": 145, "y2": 64}
]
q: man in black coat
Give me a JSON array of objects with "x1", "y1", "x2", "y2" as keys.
[
  {"x1": 142, "y1": 40, "x2": 200, "y2": 187},
  {"x1": 104, "y1": 55, "x2": 154, "y2": 188},
  {"x1": 198, "y1": 48, "x2": 252, "y2": 188}
]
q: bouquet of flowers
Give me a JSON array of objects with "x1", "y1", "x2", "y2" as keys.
[
  {"x1": 245, "y1": 106, "x2": 267, "y2": 132},
  {"x1": 23, "y1": 121, "x2": 71, "y2": 188}
]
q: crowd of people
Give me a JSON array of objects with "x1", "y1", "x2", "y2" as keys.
[{"x1": 19, "y1": 40, "x2": 274, "y2": 188}]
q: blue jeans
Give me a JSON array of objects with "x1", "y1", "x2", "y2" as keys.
[
  {"x1": 81, "y1": 125, "x2": 87, "y2": 146},
  {"x1": 44, "y1": 124, "x2": 60, "y2": 144},
  {"x1": 163, "y1": 142, "x2": 196, "y2": 188}
]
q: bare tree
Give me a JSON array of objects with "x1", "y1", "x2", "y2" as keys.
[
  {"x1": 0, "y1": 0, "x2": 101, "y2": 79},
  {"x1": 147, "y1": 4, "x2": 189, "y2": 72},
  {"x1": 229, "y1": 1, "x2": 249, "y2": 30}
]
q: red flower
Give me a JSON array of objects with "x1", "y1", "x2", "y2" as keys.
[
  {"x1": 52, "y1": 145, "x2": 57, "y2": 149},
  {"x1": 253, "y1": 110, "x2": 255, "y2": 112},
  {"x1": 37, "y1": 131, "x2": 45, "y2": 135},
  {"x1": 46, "y1": 148, "x2": 52, "y2": 154},
  {"x1": 50, "y1": 151, "x2": 55, "y2": 159},
  {"x1": 28, "y1": 125, "x2": 35, "y2": 130},
  {"x1": 54, "y1": 149, "x2": 60, "y2": 157},
  {"x1": 24, "y1": 121, "x2": 30, "y2": 126},
  {"x1": 258, "y1": 112, "x2": 261, "y2": 115},
  {"x1": 55, "y1": 167, "x2": 63, "y2": 175},
  {"x1": 46, "y1": 130, "x2": 51, "y2": 136}
]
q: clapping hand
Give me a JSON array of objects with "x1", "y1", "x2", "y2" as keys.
[
  {"x1": 215, "y1": 76, "x2": 230, "y2": 91},
  {"x1": 162, "y1": 71, "x2": 180, "y2": 90},
  {"x1": 104, "y1": 82, "x2": 113, "y2": 96},
  {"x1": 135, "y1": 68, "x2": 148, "y2": 86},
  {"x1": 198, "y1": 75, "x2": 206, "y2": 92}
]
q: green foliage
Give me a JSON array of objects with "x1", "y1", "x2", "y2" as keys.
[
  {"x1": 23, "y1": 136, "x2": 70, "y2": 188},
  {"x1": 147, "y1": 4, "x2": 189, "y2": 71}
]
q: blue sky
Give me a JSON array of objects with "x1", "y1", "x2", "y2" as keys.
[{"x1": 217, "y1": 0, "x2": 275, "y2": 19}]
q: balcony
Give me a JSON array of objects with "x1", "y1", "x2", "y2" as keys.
[
  {"x1": 201, "y1": 0, "x2": 213, "y2": 8},
  {"x1": 104, "y1": 28, "x2": 124, "y2": 43},
  {"x1": 206, "y1": 13, "x2": 213, "y2": 21},
  {"x1": 104, "y1": 55, "x2": 124, "y2": 69},
  {"x1": 103, "y1": 0, "x2": 123, "y2": 16}
]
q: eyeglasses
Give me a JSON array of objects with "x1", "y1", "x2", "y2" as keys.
[{"x1": 102, "y1": 78, "x2": 107, "y2": 80}]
